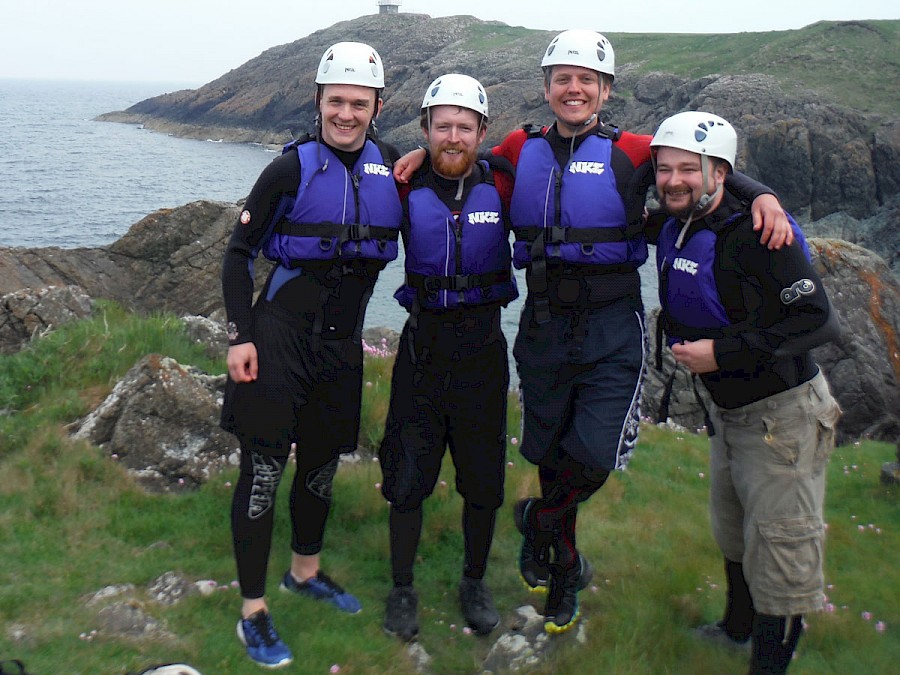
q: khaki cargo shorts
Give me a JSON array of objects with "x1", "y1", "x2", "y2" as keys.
[{"x1": 708, "y1": 371, "x2": 841, "y2": 616}]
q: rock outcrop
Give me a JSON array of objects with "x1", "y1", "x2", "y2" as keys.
[
  {"x1": 0, "y1": 285, "x2": 94, "y2": 354},
  {"x1": 70, "y1": 354, "x2": 237, "y2": 492},
  {"x1": 0, "y1": 200, "x2": 272, "y2": 318}
]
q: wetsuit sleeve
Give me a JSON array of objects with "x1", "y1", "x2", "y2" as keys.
[
  {"x1": 724, "y1": 171, "x2": 777, "y2": 204},
  {"x1": 614, "y1": 131, "x2": 653, "y2": 167},
  {"x1": 490, "y1": 128, "x2": 530, "y2": 168},
  {"x1": 713, "y1": 225, "x2": 837, "y2": 371},
  {"x1": 612, "y1": 132, "x2": 658, "y2": 243},
  {"x1": 221, "y1": 151, "x2": 301, "y2": 345}
]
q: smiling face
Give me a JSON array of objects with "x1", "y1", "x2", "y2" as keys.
[
  {"x1": 654, "y1": 146, "x2": 728, "y2": 220},
  {"x1": 544, "y1": 65, "x2": 610, "y2": 134},
  {"x1": 423, "y1": 105, "x2": 486, "y2": 179},
  {"x1": 318, "y1": 83, "x2": 381, "y2": 152}
]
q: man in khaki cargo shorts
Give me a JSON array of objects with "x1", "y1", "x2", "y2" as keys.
[{"x1": 649, "y1": 111, "x2": 842, "y2": 673}]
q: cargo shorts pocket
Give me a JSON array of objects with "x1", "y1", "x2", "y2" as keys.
[
  {"x1": 755, "y1": 516, "x2": 824, "y2": 600},
  {"x1": 760, "y1": 413, "x2": 810, "y2": 466},
  {"x1": 813, "y1": 401, "x2": 841, "y2": 472}
]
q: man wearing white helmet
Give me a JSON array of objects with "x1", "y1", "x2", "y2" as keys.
[
  {"x1": 220, "y1": 41, "x2": 402, "y2": 668},
  {"x1": 379, "y1": 73, "x2": 518, "y2": 641},
  {"x1": 500, "y1": 28, "x2": 794, "y2": 636},
  {"x1": 395, "y1": 28, "x2": 794, "y2": 636},
  {"x1": 651, "y1": 111, "x2": 840, "y2": 673}
]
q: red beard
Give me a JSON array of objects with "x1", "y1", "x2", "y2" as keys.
[{"x1": 432, "y1": 142, "x2": 478, "y2": 178}]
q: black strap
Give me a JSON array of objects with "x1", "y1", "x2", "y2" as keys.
[
  {"x1": 405, "y1": 269, "x2": 510, "y2": 293},
  {"x1": 691, "y1": 373, "x2": 716, "y2": 437},
  {"x1": 281, "y1": 133, "x2": 316, "y2": 154},
  {"x1": 595, "y1": 122, "x2": 622, "y2": 141},
  {"x1": 658, "y1": 366, "x2": 677, "y2": 423},
  {"x1": 274, "y1": 220, "x2": 399, "y2": 242},
  {"x1": 522, "y1": 123, "x2": 544, "y2": 138},
  {"x1": 513, "y1": 219, "x2": 644, "y2": 245}
]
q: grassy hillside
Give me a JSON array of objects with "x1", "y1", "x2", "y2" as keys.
[
  {"x1": 462, "y1": 19, "x2": 899, "y2": 116},
  {"x1": 0, "y1": 306, "x2": 897, "y2": 673}
]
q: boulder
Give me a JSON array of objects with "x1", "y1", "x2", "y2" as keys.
[
  {"x1": 71, "y1": 354, "x2": 238, "y2": 492},
  {"x1": 0, "y1": 200, "x2": 273, "y2": 318},
  {"x1": 0, "y1": 285, "x2": 93, "y2": 354}
]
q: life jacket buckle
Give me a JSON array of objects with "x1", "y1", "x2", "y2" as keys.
[
  {"x1": 449, "y1": 275, "x2": 470, "y2": 291},
  {"x1": 347, "y1": 223, "x2": 371, "y2": 241},
  {"x1": 546, "y1": 225, "x2": 567, "y2": 243},
  {"x1": 534, "y1": 296, "x2": 551, "y2": 325}
]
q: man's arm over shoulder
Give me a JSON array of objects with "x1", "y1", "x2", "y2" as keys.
[
  {"x1": 614, "y1": 131, "x2": 652, "y2": 168},
  {"x1": 491, "y1": 127, "x2": 537, "y2": 167}
]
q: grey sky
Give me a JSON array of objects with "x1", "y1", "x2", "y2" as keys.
[{"x1": 2, "y1": 0, "x2": 897, "y2": 85}]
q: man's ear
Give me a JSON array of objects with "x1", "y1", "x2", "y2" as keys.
[
  {"x1": 714, "y1": 161, "x2": 729, "y2": 185},
  {"x1": 373, "y1": 97, "x2": 384, "y2": 120}
]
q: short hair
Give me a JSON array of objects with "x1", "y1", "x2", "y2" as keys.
[
  {"x1": 543, "y1": 67, "x2": 613, "y2": 91},
  {"x1": 419, "y1": 107, "x2": 488, "y2": 131}
]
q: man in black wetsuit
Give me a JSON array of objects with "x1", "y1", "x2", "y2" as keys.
[
  {"x1": 220, "y1": 41, "x2": 402, "y2": 669},
  {"x1": 378, "y1": 73, "x2": 518, "y2": 642}
]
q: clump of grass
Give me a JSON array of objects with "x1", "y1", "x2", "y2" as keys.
[{"x1": 359, "y1": 338, "x2": 396, "y2": 452}]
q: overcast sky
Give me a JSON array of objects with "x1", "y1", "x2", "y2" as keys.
[{"x1": 2, "y1": 0, "x2": 897, "y2": 85}]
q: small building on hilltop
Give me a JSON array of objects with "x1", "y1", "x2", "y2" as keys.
[{"x1": 377, "y1": 0, "x2": 401, "y2": 15}]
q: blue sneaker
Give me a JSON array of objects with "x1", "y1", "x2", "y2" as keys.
[
  {"x1": 236, "y1": 610, "x2": 293, "y2": 669},
  {"x1": 280, "y1": 570, "x2": 362, "y2": 614}
]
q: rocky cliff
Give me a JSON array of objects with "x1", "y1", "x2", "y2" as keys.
[{"x1": 97, "y1": 14, "x2": 900, "y2": 235}]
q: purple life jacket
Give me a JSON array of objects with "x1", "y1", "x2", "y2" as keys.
[
  {"x1": 509, "y1": 131, "x2": 647, "y2": 270},
  {"x1": 395, "y1": 164, "x2": 517, "y2": 311},
  {"x1": 656, "y1": 211, "x2": 811, "y2": 344},
  {"x1": 262, "y1": 138, "x2": 401, "y2": 267}
]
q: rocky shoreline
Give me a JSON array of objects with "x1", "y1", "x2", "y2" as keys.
[{"x1": 1, "y1": 199, "x2": 897, "y2": 449}]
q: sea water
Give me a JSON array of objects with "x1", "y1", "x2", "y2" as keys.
[{"x1": 0, "y1": 78, "x2": 658, "y2": 379}]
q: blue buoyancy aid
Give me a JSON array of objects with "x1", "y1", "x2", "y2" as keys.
[
  {"x1": 656, "y1": 211, "x2": 811, "y2": 344},
  {"x1": 509, "y1": 132, "x2": 647, "y2": 270},
  {"x1": 263, "y1": 139, "x2": 402, "y2": 268},
  {"x1": 656, "y1": 221, "x2": 733, "y2": 345},
  {"x1": 396, "y1": 167, "x2": 518, "y2": 311}
]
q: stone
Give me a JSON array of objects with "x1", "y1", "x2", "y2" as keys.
[{"x1": 71, "y1": 354, "x2": 238, "y2": 492}]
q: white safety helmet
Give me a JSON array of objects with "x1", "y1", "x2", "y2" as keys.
[
  {"x1": 650, "y1": 111, "x2": 737, "y2": 169},
  {"x1": 541, "y1": 29, "x2": 615, "y2": 79},
  {"x1": 421, "y1": 73, "x2": 489, "y2": 119},
  {"x1": 315, "y1": 41, "x2": 385, "y2": 89}
]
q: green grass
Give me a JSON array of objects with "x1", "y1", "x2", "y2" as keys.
[
  {"x1": 0, "y1": 310, "x2": 896, "y2": 673},
  {"x1": 455, "y1": 20, "x2": 900, "y2": 118},
  {"x1": 608, "y1": 20, "x2": 900, "y2": 117}
]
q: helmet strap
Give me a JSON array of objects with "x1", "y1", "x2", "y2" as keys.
[{"x1": 694, "y1": 157, "x2": 722, "y2": 213}]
